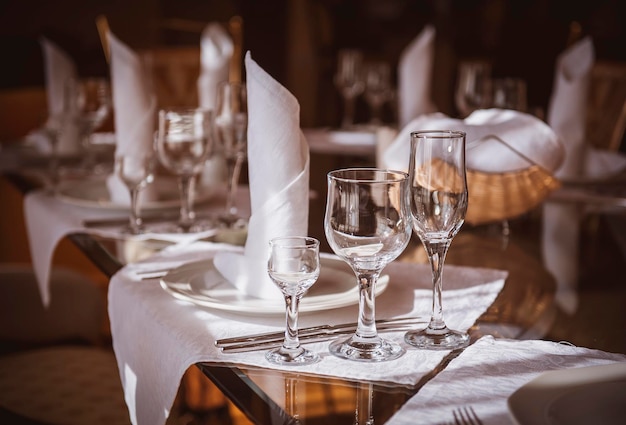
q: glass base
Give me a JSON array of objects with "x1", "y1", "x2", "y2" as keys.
[
  {"x1": 147, "y1": 218, "x2": 217, "y2": 235},
  {"x1": 265, "y1": 346, "x2": 320, "y2": 366},
  {"x1": 404, "y1": 326, "x2": 469, "y2": 350},
  {"x1": 329, "y1": 335, "x2": 405, "y2": 362}
]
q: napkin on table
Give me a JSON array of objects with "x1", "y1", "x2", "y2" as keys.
[
  {"x1": 105, "y1": 32, "x2": 159, "y2": 206},
  {"x1": 397, "y1": 25, "x2": 438, "y2": 128},
  {"x1": 382, "y1": 108, "x2": 564, "y2": 174},
  {"x1": 213, "y1": 51, "x2": 310, "y2": 300},
  {"x1": 31, "y1": 38, "x2": 80, "y2": 155},
  {"x1": 196, "y1": 22, "x2": 233, "y2": 188},
  {"x1": 386, "y1": 336, "x2": 626, "y2": 425},
  {"x1": 107, "y1": 240, "x2": 507, "y2": 425}
]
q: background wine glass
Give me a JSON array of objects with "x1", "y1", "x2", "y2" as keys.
[
  {"x1": 454, "y1": 60, "x2": 492, "y2": 118},
  {"x1": 363, "y1": 60, "x2": 394, "y2": 126},
  {"x1": 334, "y1": 49, "x2": 365, "y2": 129},
  {"x1": 324, "y1": 168, "x2": 412, "y2": 362},
  {"x1": 266, "y1": 236, "x2": 321, "y2": 366},
  {"x1": 64, "y1": 77, "x2": 112, "y2": 173},
  {"x1": 155, "y1": 108, "x2": 215, "y2": 233},
  {"x1": 114, "y1": 154, "x2": 155, "y2": 235},
  {"x1": 405, "y1": 130, "x2": 469, "y2": 350},
  {"x1": 214, "y1": 81, "x2": 247, "y2": 227},
  {"x1": 491, "y1": 77, "x2": 528, "y2": 112}
]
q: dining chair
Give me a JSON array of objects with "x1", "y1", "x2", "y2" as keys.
[{"x1": 0, "y1": 264, "x2": 132, "y2": 425}]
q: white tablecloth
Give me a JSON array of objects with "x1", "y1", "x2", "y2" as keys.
[{"x1": 107, "y1": 242, "x2": 507, "y2": 425}]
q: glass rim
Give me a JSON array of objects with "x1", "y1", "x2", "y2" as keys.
[
  {"x1": 410, "y1": 130, "x2": 466, "y2": 139},
  {"x1": 327, "y1": 167, "x2": 408, "y2": 183},
  {"x1": 269, "y1": 236, "x2": 320, "y2": 249}
]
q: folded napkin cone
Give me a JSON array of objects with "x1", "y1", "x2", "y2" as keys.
[
  {"x1": 213, "y1": 52, "x2": 310, "y2": 300},
  {"x1": 106, "y1": 32, "x2": 159, "y2": 206}
]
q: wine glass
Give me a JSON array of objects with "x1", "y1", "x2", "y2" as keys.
[
  {"x1": 155, "y1": 108, "x2": 215, "y2": 233},
  {"x1": 363, "y1": 60, "x2": 394, "y2": 126},
  {"x1": 64, "y1": 77, "x2": 112, "y2": 172},
  {"x1": 214, "y1": 81, "x2": 247, "y2": 227},
  {"x1": 491, "y1": 77, "x2": 528, "y2": 112},
  {"x1": 334, "y1": 49, "x2": 365, "y2": 129},
  {"x1": 324, "y1": 168, "x2": 412, "y2": 361},
  {"x1": 454, "y1": 60, "x2": 492, "y2": 118},
  {"x1": 114, "y1": 154, "x2": 156, "y2": 235},
  {"x1": 404, "y1": 130, "x2": 469, "y2": 350},
  {"x1": 266, "y1": 236, "x2": 321, "y2": 366}
]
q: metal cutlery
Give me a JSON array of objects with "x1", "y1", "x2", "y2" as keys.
[
  {"x1": 452, "y1": 406, "x2": 483, "y2": 425},
  {"x1": 216, "y1": 316, "x2": 426, "y2": 353}
]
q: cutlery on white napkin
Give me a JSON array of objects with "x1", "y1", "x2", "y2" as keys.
[
  {"x1": 385, "y1": 336, "x2": 626, "y2": 425},
  {"x1": 213, "y1": 51, "x2": 310, "y2": 300},
  {"x1": 397, "y1": 25, "x2": 438, "y2": 128},
  {"x1": 105, "y1": 32, "x2": 159, "y2": 206},
  {"x1": 382, "y1": 108, "x2": 564, "y2": 174},
  {"x1": 35, "y1": 38, "x2": 80, "y2": 155}
]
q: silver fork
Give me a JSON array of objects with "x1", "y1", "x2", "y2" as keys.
[{"x1": 452, "y1": 406, "x2": 483, "y2": 425}]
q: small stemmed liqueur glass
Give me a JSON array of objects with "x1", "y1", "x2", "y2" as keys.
[
  {"x1": 214, "y1": 81, "x2": 247, "y2": 227},
  {"x1": 334, "y1": 49, "x2": 365, "y2": 129},
  {"x1": 114, "y1": 154, "x2": 156, "y2": 235},
  {"x1": 266, "y1": 236, "x2": 321, "y2": 366},
  {"x1": 155, "y1": 108, "x2": 215, "y2": 233},
  {"x1": 324, "y1": 169, "x2": 412, "y2": 361},
  {"x1": 405, "y1": 130, "x2": 469, "y2": 350}
]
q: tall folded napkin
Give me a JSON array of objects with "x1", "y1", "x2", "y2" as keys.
[
  {"x1": 213, "y1": 52, "x2": 310, "y2": 299},
  {"x1": 197, "y1": 23, "x2": 233, "y2": 109},
  {"x1": 106, "y1": 32, "x2": 158, "y2": 205},
  {"x1": 38, "y1": 38, "x2": 80, "y2": 155},
  {"x1": 107, "y1": 241, "x2": 506, "y2": 425},
  {"x1": 386, "y1": 336, "x2": 626, "y2": 425},
  {"x1": 397, "y1": 25, "x2": 438, "y2": 128},
  {"x1": 382, "y1": 108, "x2": 564, "y2": 174}
]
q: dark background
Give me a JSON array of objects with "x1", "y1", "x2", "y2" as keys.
[{"x1": 0, "y1": 0, "x2": 624, "y2": 126}]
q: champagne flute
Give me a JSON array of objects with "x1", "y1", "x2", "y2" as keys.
[
  {"x1": 155, "y1": 108, "x2": 215, "y2": 233},
  {"x1": 404, "y1": 130, "x2": 469, "y2": 350},
  {"x1": 334, "y1": 49, "x2": 365, "y2": 129},
  {"x1": 266, "y1": 236, "x2": 321, "y2": 366},
  {"x1": 114, "y1": 154, "x2": 156, "y2": 234},
  {"x1": 324, "y1": 168, "x2": 412, "y2": 361},
  {"x1": 214, "y1": 81, "x2": 247, "y2": 227}
]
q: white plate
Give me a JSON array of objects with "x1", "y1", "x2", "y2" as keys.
[
  {"x1": 508, "y1": 362, "x2": 626, "y2": 425},
  {"x1": 160, "y1": 254, "x2": 388, "y2": 315},
  {"x1": 56, "y1": 178, "x2": 215, "y2": 211}
]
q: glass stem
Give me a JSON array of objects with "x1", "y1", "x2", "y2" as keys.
[
  {"x1": 354, "y1": 271, "x2": 380, "y2": 340},
  {"x1": 178, "y1": 175, "x2": 195, "y2": 231},
  {"x1": 423, "y1": 239, "x2": 452, "y2": 331},
  {"x1": 129, "y1": 187, "x2": 142, "y2": 234},
  {"x1": 283, "y1": 294, "x2": 301, "y2": 350},
  {"x1": 225, "y1": 155, "x2": 243, "y2": 216},
  {"x1": 342, "y1": 95, "x2": 356, "y2": 128}
]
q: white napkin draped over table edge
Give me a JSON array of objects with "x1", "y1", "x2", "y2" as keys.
[
  {"x1": 397, "y1": 24, "x2": 438, "y2": 128},
  {"x1": 386, "y1": 335, "x2": 626, "y2": 425},
  {"x1": 107, "y1": 240, "x2": 508, "y2": 425},
  {"x1": 213, "y1": 51, "x2": 310, "y2": 300},
  {"x1": 23, "y1": 188, "x2": 250, "y2": 306},
  {"x1": 105, "y1": 31, "x2": 159, "y2": 206}
]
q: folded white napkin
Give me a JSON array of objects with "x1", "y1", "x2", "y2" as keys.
[
  {"x1": 386, "y1": 336, "x2": 626, "y2": 425},
  {"x1": 397, "y1": 25, "x2": 438, "y2": 128},
  {"x1": 105, "y1": 32, "x2": 159, "y2": 206},
  {"x1": 382, "y1": 108, "x2": 564, "y2": 173},
  {"x1": 22, "y1": 187, "x2": 247, "y2": 306},
  {"x1": 108, "y1": 241, "x2": 506, "y2": 425},
  {"x1": 38, "y1": 38, "x2": 80, "y2": 155},
  {"x1": 213, "y1": 52, "x2": 310, "y2": 299},
  {"x1": 197, "y1": 23, "x2": 233, "y2": 109}
]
